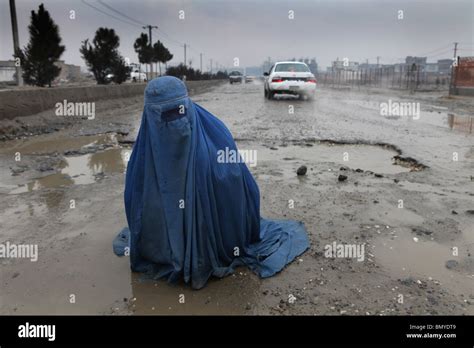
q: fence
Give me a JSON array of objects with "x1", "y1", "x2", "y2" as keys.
[
  {"x1": 452, "y1": 57, "x2": 474, "y2": 96},
  {"x1": 319, "y1": 65, "x2": 451, "y2": 92}
]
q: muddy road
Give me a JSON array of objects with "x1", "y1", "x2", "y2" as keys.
[{"x1": 0, "y1": 81, "x2": 473, "y2": 315}]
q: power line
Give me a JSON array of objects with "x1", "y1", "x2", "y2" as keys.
[
  {"x1": 414, "y1": 44, "x2": 453, "y2": 57},
  {"x1": 80, "y1": 0, "x2": 141, "y2": 28},
  {"x1": 97, "y1": 0, "x2": 146, "y2": 26},
  {"x1": 81, "y1": 0, "x2": 213, "y2": 73}
]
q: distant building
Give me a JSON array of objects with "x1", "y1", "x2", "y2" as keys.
[
  {"x1": 405, "y1": 56, "x2": 427, "y2": 66},
  {"x1": 55, "y1": 61, "x2": 81, "y2": 82},
  {"x1": 437, "y1": 59, "x2": 453, "y2": 74},
  {"x1": 425, "y1": 63, "x2": 439, "y2": 73},
  {"x1": 308, "y1": 58, "x2": 318, "y2": 74},
  {"x1": 332, "y1": 58, "x2": 359, "y2": 71},
  {"x1": 0, "y1": 60, "x2": 16, "y2": 82}
]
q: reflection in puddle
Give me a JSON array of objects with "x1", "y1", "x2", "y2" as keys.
[
  {"x1": 373, "y1": 230, "x2": 473, "y2": 297},
  {"x1": 9, "y1": 148, "x2": 130, "y2": 194},
  {"x1": 127, "y1": 270, "x2": 260, "y2": 315},
  {"x1": 254, "y1": 143, "x2": 410, "y2": 176},
  {"x1": 447, "y1": 114, "x2": 473, "y2": 134}
]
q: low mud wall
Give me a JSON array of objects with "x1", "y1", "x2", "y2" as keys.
[{"x1": 0, "y1": 80, "x2": 222, "y2": 120}]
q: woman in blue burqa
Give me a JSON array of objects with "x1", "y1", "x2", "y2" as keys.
[{"x1": 114, "y1": 76, "x2": 309, "y2": 289}]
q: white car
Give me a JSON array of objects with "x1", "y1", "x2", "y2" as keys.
[
  {"x1": 264, "y1": 61, "x2": 317, "y2": 100},
  {"x1": 130, "y1": 70, "x2": 147, "y2": 82}
]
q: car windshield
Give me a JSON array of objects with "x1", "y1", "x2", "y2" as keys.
[
  {"x1": 275, "y1": 63, "x2": 310, "y2": 72},
  {"x1": 230, "y1": 71, "x2": 242, "y2": 76}
]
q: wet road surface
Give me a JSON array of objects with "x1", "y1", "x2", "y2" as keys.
[{"x1": 0, "y1": 81, "x2": 473, "y2": 315}]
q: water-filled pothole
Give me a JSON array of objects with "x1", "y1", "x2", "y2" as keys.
[
  {"x1": 245, "y1": 142, "x2": 413, "y2": 181},
  {"x1": 8, "y1": 147, "x2": 130, "y2": 194}
]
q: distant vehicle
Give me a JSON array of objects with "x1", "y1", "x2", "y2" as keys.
[
  {"x1": 229, "y1": 71, "x2": 243, "y2": 84},
  {"x1": 263, "y1": 61, "x2": 317, "y2": 100},
  {"x1": 245, "y1": 75, "x2": 256, "y2": 83},
  {"x1": 105, "y1": 73, "x2": 114, "y2": 83},
  {"x1": 130, "y1": 70, "x2": 147, "y2": 82}
]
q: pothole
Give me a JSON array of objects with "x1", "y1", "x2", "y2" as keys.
[
  {"x1": 5, "y1": 133, "x2": 131, "y2": 194},
  {"x1": 373, "y1": 228, "x2": 473, "y2": 297},
  {"x1": 8, "y1": 147, "x2": 129, "y2": 194},
  {"x1": 245, "y1": 141, "x2": 417, "y2": 179}
]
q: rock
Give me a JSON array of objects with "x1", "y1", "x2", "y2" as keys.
[
  {"x1": 374, "y1": 173, "x2": 383, "y2": 178},
  {"x1": 10, "y1": 163, "x2": 29, "y2": 175},
  {"x1": 393, "y1": 179, "x2": 399, "y2": 183},
  {"x1": 465, "y1": 210, "x2": 474, "y2": 215},
  {"x1": 269, "y1": 147, "x2": 278, "y2": 150},
  {"x1": 451, "y1": 210, "x2": 458, "y2": 215},
  {"x1": 296, "y1": 165, "x2": 307, "y2": 176},
  {"x1": 399, "y1": 277, "x2": 415, "y2": 286},
  {"x1": 37, "y1": 163, "x2": 55, "y2": 172},
  {"x1": 373, "y1": 200, "x2": 379, "y2": 204},
  {"x1": 445, "y1": 260, "x2": 458, "y2": 270},
  {"x1": 355, "y1": 168, "x2": 363, "y2": 173},
  {"x1": 340, "y1": 166, "x2": 349, "y2": 171},
  {"x1": 412, "y1": 227, "x2": 433, "y2": 236},
  {"x1": 338, "y1": 174, "x2": 348, "y2": 182}
]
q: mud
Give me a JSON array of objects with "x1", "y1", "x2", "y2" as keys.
[{"x1": 0, "y1": 81, "x2": 473, "y2": 315}]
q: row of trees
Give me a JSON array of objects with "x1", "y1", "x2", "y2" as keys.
[
  {"x1": 15, "y1": 3, "x2": 131, "y2": 86},
  {"x1": 133, "y1": 33, "x2": 173, "y2": 76},
  {"x1": 15, "y1": 3, "x2": 226, "y2": 87},
  {"x1": 166, "y1": 64, "x2": 228, "y2": 81}
]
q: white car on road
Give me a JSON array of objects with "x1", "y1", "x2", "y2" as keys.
[{"x1": 264, "y1": 61, "x2": 317, "y2": 100}]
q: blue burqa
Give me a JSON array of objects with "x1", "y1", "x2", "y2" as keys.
[{"x1": 114, "y1": 76, "x2": 309, "y2": 289}]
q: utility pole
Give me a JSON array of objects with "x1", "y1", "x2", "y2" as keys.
[
  {"x1": 449, "y1": 42, "x2": 458, "y2": 95},
  {"x1": 376, "y1": 56, "x2": 380, "y2": 86},
  {"x1": 143, "y1": 25, "x2": 158, "y2": 78},
  {"x1": 210, "y1": 59, "x2": 213, "y2": 74},
  {"x1": 183, "y1": 44, "x2": 187, "y2": 68},
  {"x1": 9, "y1": 0, "x2": 22, "y2": 86},
  {"x1": 200, "y1": 53, "x2": 202, "y2": 72}
]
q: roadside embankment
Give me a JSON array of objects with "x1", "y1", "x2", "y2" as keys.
[{"x1": 0, "y1": 80, "x2": 224, "y2": 121}]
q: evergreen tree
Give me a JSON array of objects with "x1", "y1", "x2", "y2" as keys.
[
  {"x1": 80, "y1": 27, "x2": 129, "y2": 84},
  {"x1": 17, "y1": 4, "x2": 65, "y2": 87},
  {"x1": 133, "y1": 33, "x2": 153, "y2": 75}
]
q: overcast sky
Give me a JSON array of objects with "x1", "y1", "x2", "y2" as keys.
[{"x1": 1, "y1": 0, "x2": 472, "y2": 71}]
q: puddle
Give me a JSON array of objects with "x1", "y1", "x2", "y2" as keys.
[
  {"x1": 250, "y1": 143, "x2": 410, "y2": 176},
  {"x1": 9, "y1": 147, "x2": 130, "y2": 194},
  {"x1": 126, "y1": 270, "x2": 260, "y2": 315},
  {"x1": 447, "y1": 114, "x2": 473, "y2": 134},
  {"x1": 373, "y1": 230, "x2": 474, "y2": 298},
  {"x1": 0, "y1": 133, "x2": 118, "y2": 156}
]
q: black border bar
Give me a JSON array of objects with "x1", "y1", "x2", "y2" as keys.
[{"x1": 0, "y1": 315, "x2": 473, "y2": 345}]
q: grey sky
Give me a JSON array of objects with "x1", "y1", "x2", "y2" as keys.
[{"x1": 1, "y1": 0, "x2": 472, "y2": 71}]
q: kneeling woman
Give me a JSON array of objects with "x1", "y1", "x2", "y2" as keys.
[{"x1": 114, "y1": 76, "x2": 309, "y2": 289}]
